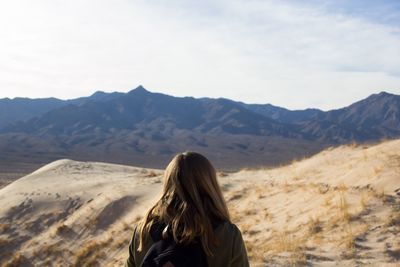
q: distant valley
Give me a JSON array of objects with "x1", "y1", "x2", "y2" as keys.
[{"x1": 0, "y1": 86, "x2": 399, "y2": 185}]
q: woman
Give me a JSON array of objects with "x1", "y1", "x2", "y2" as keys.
[{"x1": 126, "y1": 152, "x2": 249, "y2": 267}]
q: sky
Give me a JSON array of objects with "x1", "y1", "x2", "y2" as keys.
[{"x1": 0, "y1": 0, "x2": 399, "y2": 110}]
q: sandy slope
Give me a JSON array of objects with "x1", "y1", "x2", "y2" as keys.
[{"x1": 0, "y1": 140, "x2": 399, "y2": 266}]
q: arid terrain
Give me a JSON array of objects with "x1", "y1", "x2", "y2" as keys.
[{"x1": 0, "y1": 139, "x2": 399, "y2": 266}]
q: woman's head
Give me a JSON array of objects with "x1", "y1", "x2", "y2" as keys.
[{"x1": 138, "y1": 152, "x2": 230, "y2": 256}]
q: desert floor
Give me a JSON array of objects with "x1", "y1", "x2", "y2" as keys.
[{"x1": 0, "y1": 140, "x2": 399, "y2": 266}]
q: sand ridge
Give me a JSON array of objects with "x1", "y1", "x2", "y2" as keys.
[{"x1": 0, "y1": 140, "x2": 399, "y2": 266}]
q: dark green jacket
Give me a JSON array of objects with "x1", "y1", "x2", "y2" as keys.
[{"x1": 125, "y1": 222, "x2": 249, "y2": 267}]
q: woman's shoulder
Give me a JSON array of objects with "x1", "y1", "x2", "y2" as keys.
[
  {"x1": 207, "y1": 221, "x2": 249, "y2": 266},
  {"x1": 216, "y1": 220, "x2": 241, "y2": 230},
  {"x1": 214, "y1": 221, "x2": 243, "y2": 239}
]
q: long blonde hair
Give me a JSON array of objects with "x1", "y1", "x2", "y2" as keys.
[{"x1": 137, "y1": 152, "x2": 230, "y2": 256}]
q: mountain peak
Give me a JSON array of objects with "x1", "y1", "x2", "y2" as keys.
[
  {"x1": 129, "y1": 85, "x2": 149, "y2": 94},
  {"x1": 90, "y1": 90, "x2": 107, "y2": 97},
  {"x1": 376, "y1": 91, "x2": 395, "y2": 97},
  {"x1": 79, "y1": 90, "x2": 124, "y2": 104},
  {"x1": 346, "y1": 91, "x2": 397, "y2": 107}
]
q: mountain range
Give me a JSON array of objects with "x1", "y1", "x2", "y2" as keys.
[{"x1": 0, "y1": 86, "x2": 399, "y2": 179}]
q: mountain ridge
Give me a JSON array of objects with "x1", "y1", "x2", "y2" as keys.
[{"x1": 0, "y1": 86, "x2": 399, "y2": 181}]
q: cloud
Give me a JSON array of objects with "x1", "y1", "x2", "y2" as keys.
[{"x1": 0, "y1": 0, "x2": 399, "y2": 110}]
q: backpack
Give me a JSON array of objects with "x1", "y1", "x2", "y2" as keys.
[{"x1": 141, "y1": 222, "x2": 208, "y2": 267}]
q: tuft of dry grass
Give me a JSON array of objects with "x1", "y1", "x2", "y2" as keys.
[
  {"x1": 317, "y1": 184, "x2": 330, "y2": 194},
  {"x1": 2, "y1": 253, "x2": 32, "y2": 267},
  {"x1": 217, "y1": 171, "x2": 228, "y2": 177},
  {"x1": 133, "y1": 215, "x2": 142, "y2": 223},
  {"x1": 373, "y1": 188, "x2": 386, "y2": 200},
  {"x1": 341, "y1": 226, "x2": 356, "y2": 259},
  {"x1": 264, "y1": 208, "x2": 273, "y2": 221},
  {"x1": 55, "y1": 223, "x2": 70, "y2": 235},
  {"x1": 255, "y1": 187, "x2": 267, "y2": 199},
  {"x1": 0, "y1": 237, "x2": 11, "y2": 254},
  {"x1": 73, "y1": 241, "x2": 107, "y2": 267},
  {"x1": 292, "y1": 175, "x2": 302, "y2": 181},
  {"x1": 341, "y1": 223, "x2": 370, "y2": 260},
  {"x1": 385, "y1": 241, "x2": 400, "y2": 260},
  {"x1": 339, "y1": 193, "x2": 351, "y2": 222},
  {"x1": 385, "y1": 209, "x2": 400, "y2": 228},
  {"x1": 227, "y1": 191, "x2": 244, "y2": 202},
  {"x1": 115, "y1": 238, "x2": 129, "y2": 249},
  {"x1": 372, "y1": 165, "x2": 383, "y2": 176},
  {"x1": 348, "y1": 142, "x2": 359, "y2": 148},
  {"x1": 146, "y1": 170, "x2": 158, "y2": 178},
  {"x1": 266, "y1": 229, "x2": 308, "y2": 266},
  {"x1": 0, "y1": 223, "x2": 10, "y2": 233},
  {"x1": 322, "y1": 193, "x2": 334, "y2": 208},
  {"x1": 359, "y1": 191, "x2": 369, "y2": 210},
  {"x1": 121, "y1": 221, "x2": 131, "y2": 231},
  {"x1": 282, "y1": 181, "x2": 293, "y2": 193},
  {"x1": 326, "y1": 192, "x2": 353, "y2": 229},
  {"x1": 243, "y1": 209, "x2": 258, "y2": 217},
  {"x1": 267, "y1": 229, "x2": 306, "y2": 254},
  {"x1": 308, "y1": 216, "x2": 323, "y2": 234},
  {"x1": 39, "y1": 243, "x2": 63, "y2": 258},
  {"x1": 245, "y1": 241, "x2": 265, "y2": 262},
  {"x1": 337, "y1": 183, "x2": 348, "y2": 192}
]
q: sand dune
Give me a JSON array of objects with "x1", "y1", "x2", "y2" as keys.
[{"x1": 0, "y1": 140, "x2": 399, "y2": 266}]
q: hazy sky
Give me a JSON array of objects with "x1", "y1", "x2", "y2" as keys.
[{"x1": 0, "y1": 0, "x2": 399, "y2": 110}]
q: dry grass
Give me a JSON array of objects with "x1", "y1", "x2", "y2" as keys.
[
  {"x1": 359, "y1": 191, "x2": 370, "y2": 210},
  {"x1": 145, "y1": 170, "x2": 158, "y2": 178},
  {"x1": 121, "y1": 219, "x2": 140, "y2": 232},
  {"x1": 114, "y1": 238, "x2": 128, "y2": 249},
  {"x1": 263, "y1": 208, "x2": 273, "y2": 221},
  {"x1": 317, "y1": 184, "x2": 330, "y2": 194},
  {"x1": 72, "y1": 241, "x2": 107, "y2": 267},
  {"x1": 337, "y1": 183, "x2": 348, "y2": 192},
  {"x1": 227, "y1": 192, "x2": 244, "y2": 202},
  {"x1": 255, "y1": 187, "x2": 267, "y2": 199},
  {"x1": 308, "y1": 216, "x2": 323, "y2": 234},
  {"x1": 217, "y1": 171, "x2": 228, "y2": 177},
  {"x1": 36, "y1": 243, "x2": 63, "y2": 259},
  {"x1": 245, "y1": 241, "x2": 265, "y2": 262},
  {"x1": 348, "y1": 142, "x2": 359, "y2": 148},
  {"x1": 372, "y1": 165, "x2": 383, "y2": 175},
  {"x1": 386, "y1": 209, "x2": 400, "y2": 228},
  {"x1": 0, "y1": 223, "x2": 10, "y2": 233},
  {"x1": 326, "y1": 193, "x2": 352, "y2": 229},
  {"x1": 373, "y1": 188, "x2": 386, "y2": 200},
  {"x1": 385, "y1": 241, "x2": 400, "y2": 260},
  {"x1": 282, "y1": 181, "x2": 294, "y2": 193},
  {"x1": 133, "y1": 215, "x2": 142, "y2": 223},
  {"x1": 268, "y1": 230, "x2": 307, "y2": 266},
  {"x1": 243, "y1": 209, "x2": 258, "y2": 217},
  {"x1": 0, "y1": 237, "x2": 10, "y2": 245},
  {"x1": 292, "y1": 175, "x2": 302, "y2": 181},
  {"x1": 246, "y1": 227, "x2": 308, "y2": 266},
  {"x1": 339, "y1": 193, "x2": 351, "y2": 222},
  {"x1": 55, "y1": 223, "x2": 70, "y2": 235},
  {"x1": 341, "y1": 226, "x2": 356, "y2": 259},
  {"x1": 323, "y1": 193, "x2": 334, "y2": 207},
  {"x1": 266, "y1": 229, "x2": 304, "y2": 254},
  {"x1": 2, "y1": 253, "x2": 31, "y2": 267}
]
